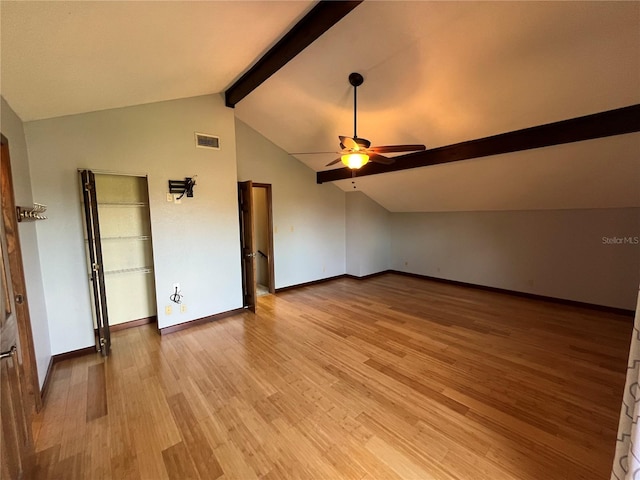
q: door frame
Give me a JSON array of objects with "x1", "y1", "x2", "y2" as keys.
[
  {"x1": 84, "y1": 170, "x2": 158, "y2": 334},
  {"x1": 1, "y1": 133, "x2": 42, "y2": 411},
  {"x1": 252, "y1": 183, "x2": 275, "y2": 294}
]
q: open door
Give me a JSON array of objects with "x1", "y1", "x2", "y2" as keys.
[
  {"x1": 80, "y1": 170, "x2": 111, "y2": 356},
  {"x1": 238, "y1": 181, "x2": 256, "y2": 312},
  {"x1": 1, "y1": 134, "x2": 36, "y2": 477}
]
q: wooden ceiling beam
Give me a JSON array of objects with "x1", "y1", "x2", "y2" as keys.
[
  {"x1": 225, "y1": 1, "x2": 363, "y2": 108},
  {"x1": 316, "y1": 104, "x2": 640, "y2": 184}
]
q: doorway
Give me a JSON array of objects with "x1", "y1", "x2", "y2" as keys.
[
  {"x1": 238, "y1": 181, "x2": 275, "y2": 312},
  {"x1": 80, "y1": 171, "x2": 157, "y2": 355},
  {"x1": 253, "y1": 184, "x2": 275, "y2": 296}
]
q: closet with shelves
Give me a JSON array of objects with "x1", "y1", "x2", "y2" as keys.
[{"x1": 81, "y1": 171, "x2": 157, "y2": 354}]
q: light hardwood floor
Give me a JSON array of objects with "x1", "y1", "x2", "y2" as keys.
[{"x1": 31, "y1": 274, "x2": 632, "y2": 479}]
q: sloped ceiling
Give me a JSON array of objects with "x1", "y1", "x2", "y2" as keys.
[
  {"x1": 234, "y1": 1, "x2": 640, "y2": 212},
  {"x1": 0, "y1": 0, "x2": 314, "y2": 121},
  {"x1": 2, "y1": 1, "x2": 639, "y2": 212}
]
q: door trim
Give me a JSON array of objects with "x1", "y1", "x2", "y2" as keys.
[{"x1": 76, "y1": 168, "x2": 148, "y2": 178}]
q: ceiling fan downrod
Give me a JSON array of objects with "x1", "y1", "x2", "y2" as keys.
[{"x1": 349, "y1": 72, "x2": 364, "y2": 140}]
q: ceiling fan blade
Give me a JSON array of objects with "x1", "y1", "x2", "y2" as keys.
[
  {"x1": 370, "y1": 144, "x2": 426, "y2": 154},
  {"x1": 325, "y1": 158, "x2": 342, "y2": 166},
  {"x1": 369, "y1": 153, "x2": 394, "y2": 165},
  {"x1": 339, "y1": 136, "x2": 371, "y2": 150},
  {"x1": 355, "y1": 137, "x2": 371, "y2": 149},
  {"x1": 339, "y1": 136, "x2": 357, "y2": 149}
]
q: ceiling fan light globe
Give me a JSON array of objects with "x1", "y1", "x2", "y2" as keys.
[{"x1": 342, "y1": 153, "x2": 369, "y2": 169}]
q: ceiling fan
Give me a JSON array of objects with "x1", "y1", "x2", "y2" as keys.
[{"x1": 311, "y1": 72, "x2": 426, "y2": 170}]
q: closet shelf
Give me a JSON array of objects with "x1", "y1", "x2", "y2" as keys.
[
  {"x1": 98, "y1": 202, "x2": 148, "y2": 207},
  {"x1": 104, "y1": 266, "x2": 153, "y2": 275},
  {"x1": 101, "y1": 235, "x2": 150, "y2": 241},
  {"x1": 84, "y1": 235, "x2": 150, "y2": 242}
]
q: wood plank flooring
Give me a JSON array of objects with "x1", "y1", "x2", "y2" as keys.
[{"x1": 31, "y1": 274, "x2": 633, "y2": 479}]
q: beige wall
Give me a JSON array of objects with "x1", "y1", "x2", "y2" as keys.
[
  {"x1": 236, "y1": 119, "x2": 346, "y2": 288},
  {"x1": 345, "y1": 192, "x2": 390, "y2": 277},
  {"x1": 24, "y1": 94, "x2": 242, "y2": 353},
  {"x1": 391, "y1": 208, "x2": 640, "y2": 309},
  {"x1": 1, "y1": 96, "x2": 51, "y2": 386}
]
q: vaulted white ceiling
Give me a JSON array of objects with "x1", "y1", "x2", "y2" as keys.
[
  {"x1": 0, "y1": 1, "x2": 314, "y2": 120},
  {"x1": 2, "y1": 1, "x2": 639, "y2": 212}
]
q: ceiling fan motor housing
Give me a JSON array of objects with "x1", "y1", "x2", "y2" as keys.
[{"x1": 349, "y1": 72, "x2": 364, "y2": 87}]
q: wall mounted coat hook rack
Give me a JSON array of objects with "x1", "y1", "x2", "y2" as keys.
[{"x1": 17, "y1": 203, "x2": 47, "y2": 222}]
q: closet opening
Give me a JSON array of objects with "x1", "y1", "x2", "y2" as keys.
[{"x1": 80, "y1": 171, "x2": 157, "y2": 355}]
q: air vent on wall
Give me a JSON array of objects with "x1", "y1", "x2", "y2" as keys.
[{"x1": 195, "y1": 132, "x2": 220, "y2": 150}]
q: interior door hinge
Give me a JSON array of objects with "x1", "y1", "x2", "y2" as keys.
[{"x1": 92, "y1": 263, "x2": 101, "y2": 272}]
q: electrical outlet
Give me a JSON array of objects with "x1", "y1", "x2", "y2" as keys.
[
  {"x1": 166, "y1": 193, "x2": 173, "y2": 202},
  {"x1": 165, "y1": 305, "x2": 172, "y2": 315},
  {"x1": 173, "y1": 194, "x2": 182, "y2": 204},
  {"x1": 180, "y1": 304, "x2": 187, "y2": 313}
]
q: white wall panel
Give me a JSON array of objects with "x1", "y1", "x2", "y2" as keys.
[
  {"x1": 25, "y1": 95, "x2": 242, "y2": 353},
  {"x1": 391, "y1": 208, "x2": 640, "y2": 309}
]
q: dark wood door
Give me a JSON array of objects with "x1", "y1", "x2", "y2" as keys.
[
  {"x1": 0, "y1": 327, "x2": 33, "y2": 479},
  {"x1": 80, "y1": 170, "x2": 111, "y2": 356},
  {"x1": 1, "y1": 134, "x2": 35, "y2": 477},
  {"x1": 238, "y1": 181, "x2": 256, "y2": 312}
]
